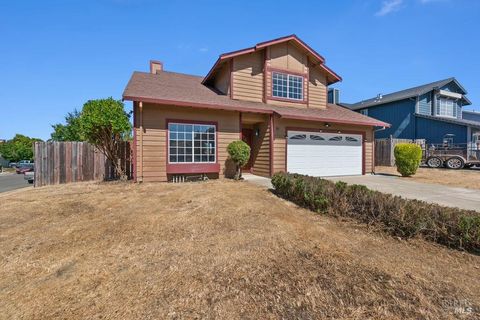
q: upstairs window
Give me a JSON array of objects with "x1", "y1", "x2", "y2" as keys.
[
  {"x1": 436, "y1": 97, "x2": 457, "y2": 118},
  {"x1": 272, "y1": 72, "x2": 303, "y2": 100}
]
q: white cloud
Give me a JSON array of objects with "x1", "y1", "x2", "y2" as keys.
[
  {"x1": 419, "y1": 0, "x2": 448, "y2": 3},
  {"x1": 199, "y1": 47, "x2": 209, "y2": 53},
  {"x1": 375, "y1": 0, "x2": 403, "y2": 16}
]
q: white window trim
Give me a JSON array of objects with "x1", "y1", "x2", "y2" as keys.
[
  {"x1": 436, "y1": 96, "x2": 457, "y2": 119},
  {"x1": 272, "y1": 72, "x2": 304, "y2": 101},
  {"x1": 168, "y1": 122, "x2": 216, "y2": 164}
]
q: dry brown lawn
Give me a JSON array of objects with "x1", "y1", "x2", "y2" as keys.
[
  {"x1": 376, "y1": 166, "x2": 480, "y2": 190},
  {"x1": 1, "y1": 180, "x2": 479, "y2": 319}
]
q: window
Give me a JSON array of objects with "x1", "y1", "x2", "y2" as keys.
[
  {"x1": 272, "y1": 72, "x2": 303, "y2": 100},
  {"x1": 436, "y1": 97, "x2": 457, "y2": 118},
  {"x1": 345, "y1": 136, "x2": 359, "y2": 142},
  {"x1": 168, "y1": 123, "x2": 216, "y2": 163},
  {"x1": 360, "y1": 109, "x2": 368, "y2": 116},
  {"x1": 289, "y1": 134, "x2": 307, "y2": 140},
  {"x1": 310, "y1": 135, "x2": 325, "y2": 141},
  {"x1": 329, "y1": 136, "x2": 343, "y2": 141}
]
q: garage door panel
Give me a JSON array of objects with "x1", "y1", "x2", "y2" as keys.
[{"x1": 287, "y1": 131, "x2": 363, "y2": 177}]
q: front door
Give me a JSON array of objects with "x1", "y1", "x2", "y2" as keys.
[{"x1": 241, "y1": 128, "x2": 253, "y2": 171}]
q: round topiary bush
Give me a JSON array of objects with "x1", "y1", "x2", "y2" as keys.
[
  {"x1": 394, "y1": 143, "x2": 422, "y2": 177},
  {"x1": 227, "y1": 140, "x2": 251, "y2": 180}
]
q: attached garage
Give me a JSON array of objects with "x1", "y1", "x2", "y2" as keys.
[{"x1": 286, "y1": 130, "x2": 364, "y2": 177}]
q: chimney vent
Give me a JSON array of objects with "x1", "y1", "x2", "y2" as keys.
[{"x1": 150, "y1": 60, "x2": 163, "y2": 74}]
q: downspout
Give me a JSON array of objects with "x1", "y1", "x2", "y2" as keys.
[
  {"x1": 139, "y1": 101, "x2": 143, "y2": 182},
  {"x1": 414, "y1": 95, "x2": 419, "y2": 140},
  {"x1": 269, "y1": 114, "x2": 274, "y2": 177}
]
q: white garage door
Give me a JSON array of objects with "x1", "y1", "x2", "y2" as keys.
[{"x1": 287, "y1": 130, "x2": 363, "y2": 177}]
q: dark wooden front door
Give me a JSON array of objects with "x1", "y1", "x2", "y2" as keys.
[{"x1": 241, "y1": 128, "x2": 253, "y2": 171}]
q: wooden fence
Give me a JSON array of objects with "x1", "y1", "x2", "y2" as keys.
[
  {"x1": 375, "y1": 137, "x2": 425, "y2": 166},
  {"x1": 34, "y1": 141, "x2": 132, "y2": 187}
]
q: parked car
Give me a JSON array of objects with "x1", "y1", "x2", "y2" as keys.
[
  {"x1": 16, "y1": 163, "x2": 34, "y2": 174},
  {"x1": 24, "y1": 171, "x2": 34, "y2": 184},
  {"x1": 16, "y1": 160, "x2": 32, "y2": 167},
  {"x1": 9, "y1": 162, "x2": 17, "y2": 168}
]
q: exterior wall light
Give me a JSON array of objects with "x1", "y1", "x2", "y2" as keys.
[{"x1": 324, "y1": 123, "x2": 331, "y2": 128}]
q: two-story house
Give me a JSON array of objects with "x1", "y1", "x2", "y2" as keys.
[
  {"x1": 123, "y1": 35, "x2": 388, "y2": 182},
  {"x1": 347, "y1": 78, "x2": 480, "y2": 147}
]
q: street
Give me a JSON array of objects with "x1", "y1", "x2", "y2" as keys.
[{"x1": 0, "y1": 173, "x2": 30, "y2": 193}]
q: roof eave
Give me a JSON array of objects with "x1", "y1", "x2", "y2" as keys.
[
  {"x1": 202, "y1": 35, "x2": 340, "y2": 85},
  {"x1": 122, "y1": 95, "x2": 274, "y2": 115},
  {"x1": 276, "y1": 112, "x2": 390, "y2": 128}
]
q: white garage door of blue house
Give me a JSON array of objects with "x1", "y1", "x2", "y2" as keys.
[{"x1": 286, "y1": 130, "x2": 363, "y2": 177}]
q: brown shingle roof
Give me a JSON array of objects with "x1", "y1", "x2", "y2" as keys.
[{"x1": 123, "y1": 71, "x2": 390, "y2": 128}]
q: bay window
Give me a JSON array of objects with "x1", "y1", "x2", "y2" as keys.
[
  {"x1": 272, "y1": 72, "x2": 303, "y2": 100},
  {"x1": 168, "y1": 123, "x2": 216, "y2": 164}
]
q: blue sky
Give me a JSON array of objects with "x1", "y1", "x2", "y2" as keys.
[{"x1": 1, "y1": 0, "x2": 479, "y2": 140}]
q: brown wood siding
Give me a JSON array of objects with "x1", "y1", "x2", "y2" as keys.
[
  {"x1": 308, "y1": 65, "x2": 327, "y2": 109},
  {"x1": 269, "y1": 42, "x2": 308, "y2": 73},
  {"x1": 231, "y1": 51, "x2": 264, "y2": 102},
  {"x1": 213, "y1": 62, "x2": 230, "y2": 95},
  {"x1": 273, "y1": 117, "x2": 374, "y2": 174},
  {"x1": 250, "y1": 115, "x2": 271, "y2": 177},
  {"x1": 209, "y1": 41, "x2": 331, "y2": 110},
  {"x1": 265, "y1": 42, "x2": 309, "y2": 108},
  {"x1": 136, "y1": 104, "x2": 240, "y2": 182}
]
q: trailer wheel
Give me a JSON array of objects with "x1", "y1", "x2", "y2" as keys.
[
  {"x1": 445, "y1": 157, "x2": 465, "y2": 170},
  {"x1": 426, "y1": 156, "x2": 443, "y2": 168}
]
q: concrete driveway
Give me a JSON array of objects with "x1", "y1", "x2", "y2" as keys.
[
  {"x1": 0, "y1": 173, "x2": 30, "y2": 193},
  {"x1": 329, "y1": 175, "x2": 480, "y2": 211},
  {"x1": 244, "y1": 173, "x2": 480, "y2": 211}
]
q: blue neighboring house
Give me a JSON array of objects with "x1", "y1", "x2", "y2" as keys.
[
  {"x1": 345, "y1": 78, "x2": 480, "y2": 146},
  {"x1": 463, "y1": 110, "x2": 480, "y2": 123}
]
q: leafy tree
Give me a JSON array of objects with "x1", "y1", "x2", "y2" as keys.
[
  {"x1": 0, "y1": 134, "x2": 42, "y2": 162},
  {"x1": 227, "y1": 140, "x2": 251, "y2": 180},
  {"x1": 78, "y1": 98, "x2": 131, "y2": 179},
  {"x1": 51, "y1": 110, "x2": 83, "y2": 141},
  {"x1": 394, "y1": 143, "x2": 422, "y2": 177}
]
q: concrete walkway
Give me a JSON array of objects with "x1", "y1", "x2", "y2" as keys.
[
  {"x1": 243, "y1": 173, "x2": 273, "y2": 189},
  {"x1": 244, "y1": 173, "x2": 480, "y2": 211}
]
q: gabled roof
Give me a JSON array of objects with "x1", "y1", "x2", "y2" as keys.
[
  {"x1": 202, "y1": 34, "x2": 342, "y2": 86},
  {"x1": 416, "y1": 114, "x2": 480, "y2": 129},
  {"x1": 348, "y1": 78, "x2": 471, "y2": 110},
  {"x1": 123, "y1": 71, "x2": 389, "y2": 128}
]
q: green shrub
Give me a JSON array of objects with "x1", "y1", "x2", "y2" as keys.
[
  {"x1": 227, "y1": 140, "x2": 251, "y2": 180},
  {"x1": 394, "y1": 143, "x2": 422, "y2": 177},
  {"x1": 271, "y1": 172, "x2": 480, "y2": 253}
]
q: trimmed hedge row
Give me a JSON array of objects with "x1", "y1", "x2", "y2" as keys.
[{"x1": 271, "y1": 172, "x2": 480, "y2": 252}]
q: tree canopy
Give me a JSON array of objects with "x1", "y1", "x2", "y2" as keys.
[
  {"x1": 50, "y1": 110, "x2": 83, "y2": 141},
  {"x1": 78, "y1": 97, "x2": 132, "y2": 178},
  {"x1": 0, "y1": 134, "x2": 42, "y2": 162}
]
